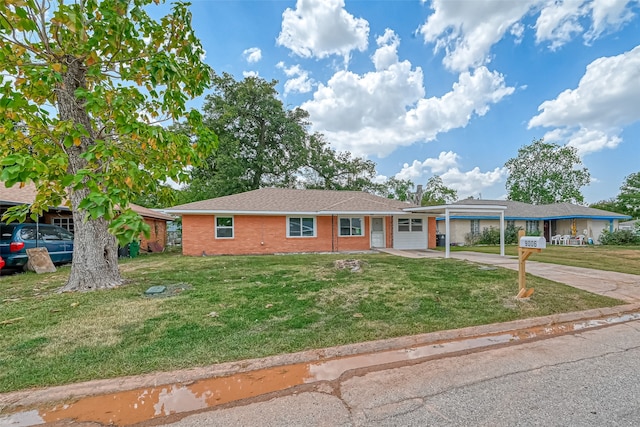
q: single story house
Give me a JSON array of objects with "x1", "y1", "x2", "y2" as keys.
[
  {"x1": 433, "y1": 199, "x2": 631, "y2": 245},
  {"x1": 164, "y1": 188, "x2": 439, "y2": 256},
  {"x1": 619, "y1": 220, "x2": 638, "y2": 231},
  {"x1": 0, "y1": 182, "x2": 173, "y2": 250}
]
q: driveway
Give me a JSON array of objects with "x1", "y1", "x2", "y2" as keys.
[{"x1": 378, "y1": 249, "x2": 640, "y2": 303}]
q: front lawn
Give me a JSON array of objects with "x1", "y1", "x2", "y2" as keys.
[
  {"x1": 444, "y1": 245, "x2": 640, "y2": 275},
  {"x1": 0, "y1": 252, "x2": 621, "y2": 393}
]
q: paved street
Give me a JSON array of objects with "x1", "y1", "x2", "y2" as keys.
[{"x1": 162, "y1": 320, "x2": 640, "y2": 426}]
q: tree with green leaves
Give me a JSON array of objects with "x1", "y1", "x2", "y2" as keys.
[
  {"x1": 382, "y1": 177, "x2": 414, "y2": 202},
  {"x1": 300, "y1": 133, "x2": 380, "y2": 192},
  {"x1": 420, "y1": 175, "x2": 457, "y2": 206},
  {"x1": 618, "y1": 172, "x2": 640, "y2": 219},
  {"x1": 188, "y1": 72, "x2": 308, "y2": 199},
  {"x1": 0, "y1": 0, "x2": 216, "y2": 291},
  {"x1": 505, "y1": 138, "x2": 590, "y2": 205}
]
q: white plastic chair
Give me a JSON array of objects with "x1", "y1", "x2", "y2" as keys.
[
  {"x1": 551, "y1": 234, "x2": 561, "y2": 245},
  {"x1": 560, "y1": 235, "x2": 571, "y2": 245}
]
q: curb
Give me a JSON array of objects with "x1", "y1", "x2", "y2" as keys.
[{"x1": 3, "y1": 302, "x2": 640, "y2": 415}]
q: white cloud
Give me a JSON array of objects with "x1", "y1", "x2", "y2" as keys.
[
  {"x1": 243, "y1": 47, "x2": 262, "y2": 63},
  {"x1": 534, "y1": 0, "x2": 586, "y2": 50},
  {"x1": 586, "y1": 0, "x2": 638, "y2": 42},
  {"x1": 529, "y1": 44, "x2": 640, "y2": 154},
  {"x1": 395, "y1": 151, "x2": 506, "y2": 198},
  {"x1": 418, "y1": 0, "x2": 540, "y2": 71},
  {"x1": 419, "y1": 0, "x2": 639, "y2": 70},
  {"x1": 276, "y1": 63, "x2": 315, "y2": 95},
  {"x1": 440, "y1": 166, "x2": 507, "y2": 197},
  {"x1": 242, "y1": 70, "x2": 259, "y2": 78},
  {"x1": 302, "y1": 31, "x2": 514, "y2": 157},
  {"x1": 277, "y1": 0, "x2": 369, "y2": 64}
]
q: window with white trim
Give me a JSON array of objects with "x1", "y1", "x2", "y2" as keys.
[
  {"x1": 339, "y1": 217, "x2": 363, "y2": 236},
  {"x1": 215, "y1": 217, "x2": 234, "y2": 238},
  {"x1": 288, "y1": 217, "x2": 315, "y2": 237},
  {"x1": 470, "y1": 219, "x2": 480, "y2": 235},
  {"x1": 52, "y1": 217, "x2": 74, "y2": 233},
  {"x1": 398, "y1": 218, "x2": 423, "y2": 232},
  {"x1": 526, "y1": 220, "x2": 539, "y2": 234}
]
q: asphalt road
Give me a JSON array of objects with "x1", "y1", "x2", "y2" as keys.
[{"x1": 161, "y1": 320, "x2": 640, "y2": 427}]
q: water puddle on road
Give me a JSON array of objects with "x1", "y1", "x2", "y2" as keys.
[{"x1": 4, "y1": 311, "x2": 640, "y2": 426}]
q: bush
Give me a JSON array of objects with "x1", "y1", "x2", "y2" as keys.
[
  {"x1": 466, "y1": 225, "x2": 523, "y2": 245},
  {"x1": 598, "y1": 229, "x2": 640, "y2": 245}
]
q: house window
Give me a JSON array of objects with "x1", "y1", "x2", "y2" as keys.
[
  {"x1": 526, "y1": 220, "x2": 539, "y2": 234},
  {"x1": 288, "y1": 217, "x2": 315, "y2": 237},
  {"x1": 52, "y1": 217, "x2": 74, "y2": 233},
  {"x1": 507, "y1": 220, "x2": 516, "y2": 229},
  {"x1": 339, "y1": 217, "x2": 363, "y2": 236},
  {"x1": 470, "y1": 220, "x2": 480, "y2": 235},
  {"x1": 215, "y1": 217, "x2": 234, "y2": 238},
  {"x1": 398, "y1": 218, "x2": 423, "y2": 232}
]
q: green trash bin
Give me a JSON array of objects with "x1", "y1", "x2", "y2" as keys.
[{"x1": 129, "y1": 240, "x2": 140, "y2": 258}]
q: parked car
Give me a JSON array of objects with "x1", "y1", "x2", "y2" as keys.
[
  {"x1": 0, "y1": 223, "x2": 74, "y2": 269},
  {"x1": 0, "y1": 255, "x2": 5, "y2": 270}
]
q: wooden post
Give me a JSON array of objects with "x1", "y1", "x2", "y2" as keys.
[{"x1": 517, "y1": 230, "x2": 540, "y2": 298}]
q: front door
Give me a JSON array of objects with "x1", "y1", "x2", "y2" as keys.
[{"x1": 371, "y1": 217, "x2": 385, "y2": 248}]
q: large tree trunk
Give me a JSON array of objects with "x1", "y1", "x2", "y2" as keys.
[{"x1": 57, "y1": 55, "x2": 123, "y2": 291}]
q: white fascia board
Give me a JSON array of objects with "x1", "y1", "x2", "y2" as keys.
[
  {"x1": 319, "y1": 211, "x2": 408, "y2": 215},
  {"x1": 404, "y1": 205, "x2": 507, "y2": 213}
]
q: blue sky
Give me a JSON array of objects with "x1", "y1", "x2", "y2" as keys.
[{"x1": 168, "y1": 0, "x2": 639, "y2": 203}]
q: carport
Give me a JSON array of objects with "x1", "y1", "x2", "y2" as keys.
[{"x1": 404, "y1": 204, "x2": 508, "y2": 258}]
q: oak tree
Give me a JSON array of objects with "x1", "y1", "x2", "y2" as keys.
[
  {"x1": 0, "y1": 0, "x2": 216, "y2": 291},
  {"x1": 420, "y1": 175, "x2": 457, "y2": 206},
  {"x1": 505, "y1": 138, "x2": 590, "y2": 205}
]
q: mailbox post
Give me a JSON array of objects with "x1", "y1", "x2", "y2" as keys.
[{"x1": 517, "y1": 230, "x2": 546, "y2": 298}]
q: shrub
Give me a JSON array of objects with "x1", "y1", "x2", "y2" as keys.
[
  {"x1": 466, "y1": 225, "x2": 523, "y2": 245},
  {"x1": 598, "y1": 229, "x2": 640, "y2": 245}
]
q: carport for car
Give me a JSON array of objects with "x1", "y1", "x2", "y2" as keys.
[{"x1": 403, "y1": 204, "x2": 508, "y2": 258}]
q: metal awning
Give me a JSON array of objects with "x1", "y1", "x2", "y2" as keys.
[{"x1": 404, "y1": 204, "x2": 508, "y2": 258}]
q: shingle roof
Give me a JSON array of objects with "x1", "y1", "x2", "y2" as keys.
[
  {"x1": 445, "y1": 199, "x2": 630, "y2": 219},
  {"x1": 1, "y1": 182, "x2": 173, "y2": 221},
  {"x1": 166, "y1": 188, "x2": 417, "y2": 214}
]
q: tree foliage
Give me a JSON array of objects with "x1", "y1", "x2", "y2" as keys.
[
  {"x1": 187, "y1": 72, "x2": 307, "y2": 199},
  {"x1": 181, "y1": 73, "x2": 383, "y2": 202},
  {"x1": 618, "y1": 172, "x2": 640, "y2": 219},
  {"x1": 300, "y1": 133, "x2": 380, "y2": 192},
  {"x1": 0, "y1": 0, "x2": 216, "y2": 290},
  {"x1": 504, "y1": 138, "x2": 590, "y2": 205},
  {"x1": 420, "y1": 175, "x2": 457, "y2": 206}
]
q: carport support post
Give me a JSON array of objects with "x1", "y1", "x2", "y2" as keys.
[
  {"x1": 500, "y1": 211, "x2": 504, "y2": 257},
  {"x1": 445, "y1": 208, "x2": 450, "y2": 259}
]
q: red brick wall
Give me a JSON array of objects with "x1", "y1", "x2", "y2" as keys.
[
  {"x1": 140, "y1": 218, "x2": 167, "y2": 250},
  {"x1": 428, "y1": 217, "x2": 436, "y2": 249},
  {"x1": 385, "y1": 216, "x2": 393, "y2": 248},
  {"x1": 181, "y1": 215, "x2": 372, "y2": 256}
]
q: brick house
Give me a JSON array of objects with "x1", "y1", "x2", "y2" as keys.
[
  {"x1": 164, "y1": 188, "x2": 438, "y2": 256},
  {"x1": 1, "y1": 182, "x2": 173, "y2": 250}
]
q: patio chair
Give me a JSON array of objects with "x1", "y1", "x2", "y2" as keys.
[
  {"x1": 550, "y1": 234, "x2": 561, "y2": 245},
  {"x1": 576, "y1": 234, "x2": 586, "y2": 245},
  {"x1": 560, "y1": 235, "x2": 571, "y2": 245}
]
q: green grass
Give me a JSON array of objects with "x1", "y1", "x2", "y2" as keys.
[
  {"x1": 443, "y1": 245, "x2": 640, "y2": 275},
  {"x1": 0, "y1": 252, "x2": 622, "y2": 393}
]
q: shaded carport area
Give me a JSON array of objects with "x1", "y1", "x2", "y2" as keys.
[{"x1": 403, "y1": 203, "x2": 508, "y2": 258}]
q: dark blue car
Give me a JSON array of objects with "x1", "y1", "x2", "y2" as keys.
[{"x1": 0, "y1": 223, "x2": 74, "y2": 269}]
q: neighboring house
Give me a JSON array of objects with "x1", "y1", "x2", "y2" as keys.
[
  {"x1": 164, "y1": 188, "x2": 437, "y2": 256},
  {"x1": 619, "y1": 219, "x2": 639, "y2": 231},
  {"x1": 436, "y1": 199, "x2": 631, "y2": 245},
  {"x1": 0, "y1": 182, "x2": 173, "y2": 250}
]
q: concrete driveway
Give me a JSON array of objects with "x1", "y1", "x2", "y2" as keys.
[{"x1": 377, "y1": 249, "x2": 640, "y2": 303}]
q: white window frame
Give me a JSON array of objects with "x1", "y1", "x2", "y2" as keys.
[
  {"x1": 215, "y1": 216, "x2": 234, "y2": 239},
  {"x1": 339, "y1": 217, "x2": 364, "y2": 237},
  {"x1": 470, "y1": 219, "x2": 480, "y2": 235},
  {"x1": 287, "y1": 217, "x2": 316, "y2": 238},
  {"x1": 52, "y1": 217, "x2": 74, "y2": 233},
  {"x1": 526, "y1": 220, "x2": 539, "y2": 234},
  {"x1": 398, "y1": 217, "x2": 424, "y2": 232}
]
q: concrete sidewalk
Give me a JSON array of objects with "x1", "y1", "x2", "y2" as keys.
[{"x1": 377, "y1": 248, "x2": 640, "y2": 303}]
